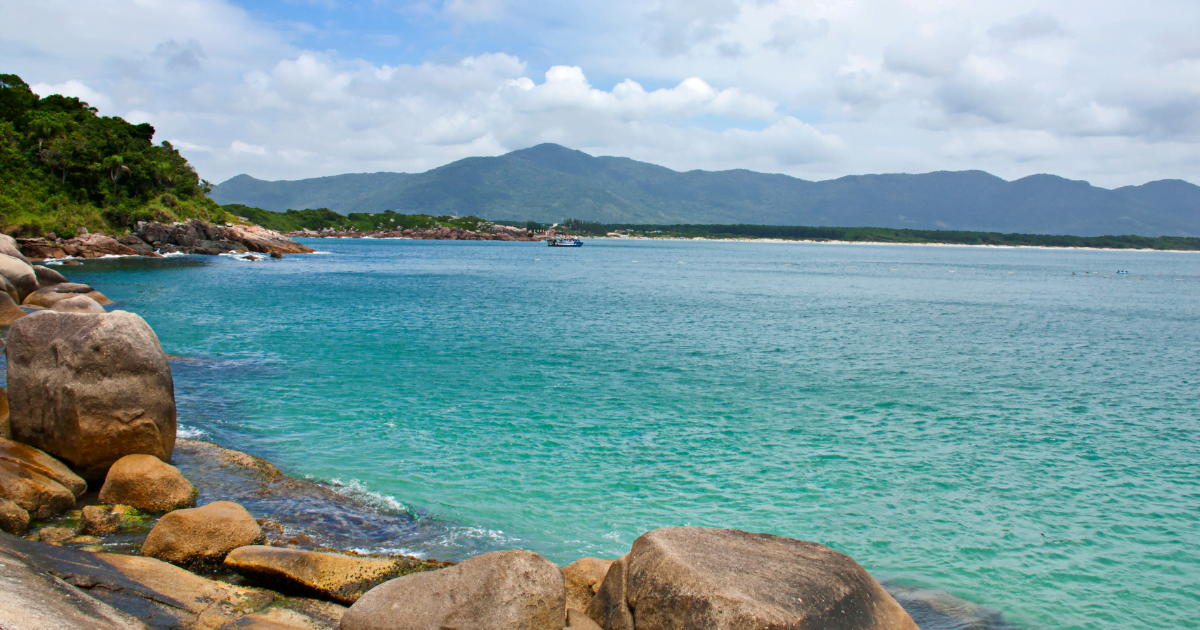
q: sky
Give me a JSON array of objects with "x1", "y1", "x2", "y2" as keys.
[{"x1": 3, "y1": 0, "x2": 1199, "y2": 187}]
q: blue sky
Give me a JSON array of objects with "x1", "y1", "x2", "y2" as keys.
[{"x1": 4, "y1": 0, "x2": 1199, "y2": 186}]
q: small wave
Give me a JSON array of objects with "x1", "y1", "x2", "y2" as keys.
[
  {"x1": 176, "y1": 424, "x2": 208, "y2": 439},
  {"x1": 158, "y1": 251, "x2": 188, "y2": 257},
  {"x1": 325, "y1": 477, "x2": 412, "y2": 515}
]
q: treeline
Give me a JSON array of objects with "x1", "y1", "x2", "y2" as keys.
[
  {"x1": 0, "y1": 73, "x2": 225, "y2": 236},
  {"x1": 223, "y1": 205, "x2": 492, "y2": 234},
  {"x1": 550, "y1": 219, "x2": 1200, "y2": 251}
]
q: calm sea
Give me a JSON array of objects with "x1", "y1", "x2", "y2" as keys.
[{"x1": 8, "y1": 239, "x2": 1199, "y2": 629}]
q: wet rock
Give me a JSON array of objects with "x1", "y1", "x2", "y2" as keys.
[
  {"x1": 29, "y1": 525, "x2": 78, "y2": 544},
  {"x1": 0, "y1": 437, "x2": 88, "y2": 497},
  {"x1": 567, "y1": 608, "x2": 604, "y2": 630},
  {"x1": 0, "y1": 291, "x2": 25, "y2": 327},
  {"x1": 563, "y1": 557, "x2": 616, "y2": 614},
  {"x1": 16, "y1": 236, "x2": 68, "y2": 260},
  {"x1": 51, "y1": 294, "x2": 107, "y2": 313},
  {"x1": 117, "y1": 234, "x2": 156, "y2": 255},
  {"x1": 0, "y1": 543, "x2": 150, "y2": 630},
  {"x1": 68, "y1": 233, "x2": 140, "y2": 258},
  {"x1": 0, "y1": 532, "x2": 345, "y2": 629},
  {"x1": 342, "y1": 549, "x2": 565, "y2": 630},
  {"x1": 0, "y1": 496, "x2": 29, "y2": 535},
  {"x1": 99, "y1": 454, "x2": 197, "y2": 513},
  {"x1": 33, "y1": 264, "x2": 68, "y2": 287},
  {"x1": 141, "y1": 501, "x2": 265, "y2": 570},
  {"x1": 589, "y1": 527, "x2": 919, "y2": 630},
  {"x1": 0, "y1": 253, "x2": 38, "y2": 302},
  {"x1": 6, "y1": 310, "x2": 176, "y2": 481},
  {"x1": 225, "y1": 545, "x2": 447, "y2": 605},
  {"x1": 0, "y1": 234, "x2": 31, "y2": 264},
  {"x1": 81, "y1": 505, "x2": 122, "y2": 535},
  {"x1": 270, "y1": 252, "x2": 283, "y2": 259}
]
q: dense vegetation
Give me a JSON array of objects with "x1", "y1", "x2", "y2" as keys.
[
  {"x1": 0, "y1": 73, "x2": 227, "y2": 237},
  {"x1": 223, "y1": 204, "x2": 492, "y2": 233},
  {"x1": 548, "y1": 220, "x2": 1200, "y2": 250},
  {"x1": 211, "y1": 143, "x2": 1200, "y2": 238}
]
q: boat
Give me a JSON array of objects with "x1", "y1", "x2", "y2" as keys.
[
  {"x1": 547, "y1": 237, "x2": 583, "y2": 247},
  {"x1": 1117, "y1": 270, "x2": 1129, "y2": 274}
]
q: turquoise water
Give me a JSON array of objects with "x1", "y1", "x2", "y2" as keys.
[{"x1": 10, "y1": 239, "x2": 1200, "y2": 629}]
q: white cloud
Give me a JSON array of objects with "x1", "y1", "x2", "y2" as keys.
[{"x1": 2, "y1": 0, "x2": 1199, "y2": 187}]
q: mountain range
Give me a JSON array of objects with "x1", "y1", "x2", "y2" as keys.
[{"x1": 210, "y1": 143, "x2": 1200, "y2": 237}]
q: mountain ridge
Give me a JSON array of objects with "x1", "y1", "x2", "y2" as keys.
[{"x1": 210, "y1": 143, "x2": 1200, "y2": 237}]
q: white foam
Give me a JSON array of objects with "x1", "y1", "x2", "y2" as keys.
[
  {"x1": 176, "y1": 424, "x2": 208, "y2": 439},
  {"x1": 326, "y1": 477, "x2": 411, "y2": 514}
]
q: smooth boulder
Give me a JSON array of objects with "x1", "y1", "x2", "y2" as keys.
[
  {"x1": 141, "y1": 501, "x2": 265, "y2": 570},
  {"x1": 588, "y1": 527, "x2": 920, "y2": 630},
  {"x1": 0, "y1": 438, "x2": 88, "y2": 497},
  {"x1": 0, "y1": 546, "x2": 150, "y2": 630},
  {"x1": 564, "y1": 557, "x2": 616, "y2": 613},
  {"x1": 0, "y1": 291, "x2": 24, "y2": 326},
  {"x1": 342, "y1": 549, "x2": 566, "y2": 630},
  {"x1": 6, "y1": 310, "x2": 176, "y2": 481},
  {"x1": 22, "y1": 282, "x2": 112, "y2": 308},
  {"x1": 33, "y1": 264, "x2": 68, "y2": 287},
  {"x1": 224, "y1": 545, "x2": 446, "y2": 604},
  {"x1": 51, "y1": 294, "x2": 106, "y2": 313},
  {"x1": 0, "y1": 253, "x2": 37, "y2": 302},
  {"x1": 99, "y1": 454, "x2": 197, "y2": 513},
  {"x1": 0, "y1": 274, "x2": 20, "y2": 304},
  {"x1": 0, "y1": 233, "x2": 31, "y2": 264}
]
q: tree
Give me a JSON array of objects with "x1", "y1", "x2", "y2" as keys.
[{"x1": 103, "y1": 155, "x2": 131, "y2": 194}]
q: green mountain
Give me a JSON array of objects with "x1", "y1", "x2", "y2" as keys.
[
  {"x1": 211, "y1": 143, "x2": 1200, "y2": 237},
  {"x1": 0, "y1": 73, "x2": 226, "y2": 236}
]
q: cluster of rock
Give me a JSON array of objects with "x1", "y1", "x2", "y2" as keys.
[
  {"x1": 0, "y1": 267, "x2": 920, "y2": 630},
  {"x1": 288, "y1": 223, "x2": 536, "y2": 241},
  {"x1": 0, "y1": 234, "x2": 114, "y2": 327},
  {"x1": 14, "y1": 219, "x2": 314, "y2": 260}
]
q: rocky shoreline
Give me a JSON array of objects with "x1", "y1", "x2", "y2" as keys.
[
  {"x1": 0, "y1": 240, "x2": 939, "y2": 630},
  {"x1": 284, "y1": 223, "x2": 540, "y2": 241},
  {"x1": 15, "y1": 219, "x2": 313, "y2": 262}
]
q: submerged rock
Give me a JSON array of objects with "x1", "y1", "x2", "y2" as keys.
[
  {"x1": 99, "y1": 454, "x2": 197, "y2": 513},
  {"x1": 225, "y1": 545, "x2": 449, "y2": 605},
  {"x1": 141, "y1": 501, "x2": 265, "y2": 570},
  {"x1": 588, "y1": 527, "x2": 919, "y2": 630},
  {"x1": 6, "y1": 310, "x2": 176, "y2": 481},
  {"x1": 342, "y1": 549, "x2": 566, "y2": 630},
  {"x1": 563, "y1": 557, "x2": 616, "y2": 614}
]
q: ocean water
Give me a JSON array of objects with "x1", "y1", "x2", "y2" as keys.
[{"x1": 7, "y1": 239, "x2": 1200, "y2": 629}]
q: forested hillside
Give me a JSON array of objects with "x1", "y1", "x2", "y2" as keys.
[
  {"x1": 0, "y1": 73, "x2": 226, "y2": 236},
  {"x1": 212, "y1": 143, "x2": 1200, "y2": 237}
]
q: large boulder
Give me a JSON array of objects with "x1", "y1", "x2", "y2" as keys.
[
  {"x1": 0, "y1": 438, "x2": 87, "y2": 521},
  {"x1": 33, "y1": 264, "x2": 69, "y2": 287},
  {"x1": 221, "y1": 224, "x2": 316, "y2": 254},
  {"x1": 67, "y1": 233, "x2": 139, "y2": 258},
  {"x1": 564, "y1": 557, "x2": 616, "y2": 614},
  {"x1": 342, "y1": 549, "x2": 565, "y2": 630},
  {"x1": 141, "y1": 501, "x2": 265, "y2": 570},
  {"x1": 224, "y1": 545, "x2": 448, "y2": 605},
  {"x1": 99, "y1": 454, "x2": 197, "y2": 513},
  {"x1": 0, "y1": 274, "x2": 20, "y2": 304},
  {"x1": 0, "y1": 253, "x2": 38, "y2": 302},
  {"x1": 51, "y1": 294, "x2": 106, "y2": 313},
  {"x1": 588, "y1": 527, "x2": 919, "y2": 630},
  {"x1": 6, "y1": 310, "x2": 176, "y2": 481}
]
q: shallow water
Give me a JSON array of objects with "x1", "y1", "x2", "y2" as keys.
[{"x1": 6, "y1": 240, "x2": 1200, "y2": 629}]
